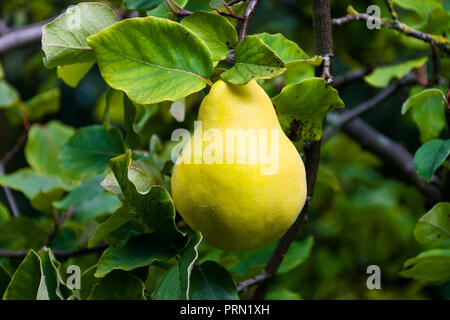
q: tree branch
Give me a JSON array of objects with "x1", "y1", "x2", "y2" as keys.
[
  {"x1": 324, "y1": 74, "x2": 416, "y2": 140},
  {"x1": 332, "y1": 6, "x2": 450, "y2": 54},
  {"x1": 0, "y1": 22, "x2": 45, "y2": 54},
  {"x1": 248, "y1": 0, "x2": 333, "y2": 299},
  {"x1": 340, "y1": 117, "x2": 442, "y2": 204},
  {"x1": 332, "y1": 66, "x2": 373, "y2": 89},
  {"x1": 238, "y1": 0, "x2": 260, "y2": 41}
]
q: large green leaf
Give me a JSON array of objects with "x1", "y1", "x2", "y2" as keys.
[
  {"x1": 272, "y1": 77, "x2": 344, "y2": 141},
  {"x1": 190, "y1": 261, "x2": 239, "y2": 300},
  {"x1": 364, "y1": 57, "x2": 428, "y2": 88},
  {"x1": 87, "y1": 16, "x2": 214, "y2": 104},
  {"x1": 181, "y1": 11, "x2": 238, "y2": 61},
  {"x1": 413, "y1": 139, "x2": 450, "y2": 181},
  {"x1": 255, "y1": 33, "x2": 322, "y2": 66},
  {"x1": 57, "y1": 62, "x2": 95, "y2": 88},
  {"x1": 400, "y1": 249, "x2": 450, "y2": 282},
  {"x1": 25, "y1": 120, "x2": 74, "y2": 178},
  {"x1": 221, "y1": 35, "x2": 286, "y2": 85},
  {"x1": 42, "y1": 2, "x2": 117, "y2": 68},
  {"x1": 153, "y1": 231, "x2": 202, "y2": 299},
  {"x1": 59, "y1": 125, "x2": 125, "y2": 178},
  {"x1": 2, "y1": 250, "x2": 42, "y2": 300},
  {"x1": 88, "y1": 270, "x2": 146, "y2": 300},
  {"x1": 37, "y1": 248, "x2": 66, "y2": 300},
  {"x1": 23, "y1": 88, "x2": 61, "y2": 121},
  {"x1": 414, "y1": 202, "x2": 450, "y2": 246},
  {"x1": 403, "y1": 86, "x2": 446, "y2": 142},
  {"x1": 95, "y1": 233, "x2": 176, "y2": 278},
  {"x1": 108, "y1": 150, "x2": 184, "y2": 246}
]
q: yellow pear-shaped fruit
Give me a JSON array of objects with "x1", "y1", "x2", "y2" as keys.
[{"x1": 171, "y1": 80, "x2": 307, "y2": 250}]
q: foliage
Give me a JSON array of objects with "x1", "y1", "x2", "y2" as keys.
[{"x1": 0, "y1": 0, "x2": 449, "y2": 300}]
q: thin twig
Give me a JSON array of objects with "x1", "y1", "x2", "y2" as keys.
[
  {"x1": 249, "y1": 0, "x2": 333, "y2": 299},
  {"x1": 323, "y1": 74, "x2": 416, "y2": 140},
  {"x1": 165, "y1": 0, "x2": 192, "y2": 16},
  {"x1": 0, "y1": 22, "x2": 45, "y2": 54},
  {"x1": 238, "y1": 0, "x2": 260, "y2": 41},
  {"x1": 332, "y1": 6, "x2": 450, "y2": 53},
  {"x1": 42, "y1": 208, "x2": 75, "y2": 247},
  {"x1": 333, "y1": 66, "x2": 373, "y2": 89},
  {"x1": 339, "y1": 117, "x2": 442, "y2": 205},
  {"x1": 384, "y1": 0, "x2": 399, "y2": 21},
  {"x1": 0, "y1": 164, "x2": 20, "y2": 217},
  {"x1": 219, "y1": 0, "x2": 243, "y2": 19}
]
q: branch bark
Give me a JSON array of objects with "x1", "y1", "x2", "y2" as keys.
[
  {"x1": 248, "y1": 0, "x2": 333, "y2": 299},
  {"x1": 0, "y1": 22, "x2": 45, "y2": 54},
  {"x1": 340, "y1": 117, "x2": 442, "y2": 204},
  {"x1": 238, "y1": 0, "x2": 260, "y2": 41},
  {"x1": 332, "y1": 6, "x2": 450, "y2": 53}
]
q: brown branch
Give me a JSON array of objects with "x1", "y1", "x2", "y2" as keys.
[
  {"x1": 332, "y1": 6, "x2": 450, "y2": 54},
  {"x1": 42, "y1": 208, "x2": 75, "y2": 247},
  {"x1": 0, "y1": 164, "x2": 20, "y2": 217},
  {"x1": 384, "y1": 0, "x2": 398, "y2": 21},
  {"x1": 324, "y1": 74, "x2": 416, "y2": 140},
  {"x1": 238, "y1": 0, "x2": 260, "y2": 41},
  {"x1": 0, "y1": 22, "x2": 45, "y2": 54},
  {"x1": 333, "y1": 66, "x2": 373, "y2": 89},
  {"x1": 248, "y1": 0, "x2": 333, "y2": 300},
  {"x1": 166, "y1": 0, "x2": 192, "y2": 16},
  {"x1": 340, "y1": 117, "x2": 442, "y2": 204}
]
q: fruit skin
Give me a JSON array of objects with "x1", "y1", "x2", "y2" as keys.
[{"x1": 171, "y1": 80, "x2": 307, "y2": 250}]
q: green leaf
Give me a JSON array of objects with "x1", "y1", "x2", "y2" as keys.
[
  {"x1": 400, "y1": 249, "x2": 450, "y2": 282},
  {"x1": 221, "y1": 35, "x2": 286, "y2": 85},
  {"x1": 414, "y1": 202, "x2": 450, "y2": 246},
  {"x1": 317, "y1": 166, "x2": 341, "y2": 191},
  {"x1": 395, "y1": 0, "x2": 443, "y2": 20},
  {"x1": 0, "y1": 169, "x2": 66, "y2": 214},
  {"x1": 0, "y1": 202, "x2": 10, "y2": 224},
  {"x1": 364, "y1": 57, "x2": 428, "y2": 88},
  {"x1": 59, "y1": 125, "x2": 125, "y2": 178},
  {"x1": 147, "y1": 0, "x2": 188, "y2": 18},
  {"x1": 255, "y1": 33, "x2": 322, "y2": 66},
  {"x1": 87, "y1": 16, "x2": 214, "y2": 104},
  {"x1": 153, "y1": 231, "x2": 202, "y2": 299},
  {"x1": 37, "y1": 248, "x2": 65, "y2": 300},
  {"x1": 88, "y1": 270, "x2": 145, "y2": 300},
  {"x1": 108, "y1": 150, "x2": 184, "y2": 245},
  {"x1": 181, "y1": 11, "x2": 238, "y2": 61},
  {"x1": 190, "y1": 261, "x2": 239, "y2": 300},
  {"x1": 401, "y1": 88, "x2": 446, "y2": 114},
  {"x1": 0, "y1": 81, "x2": 20, "y2": 109},
  {"x1": 0, "y1": 264, "x2": 10, "y2": 298},
  {"x1": 123, "y1": 0, "x2": 161, "y2": 10},
  {"x1": 23, "y1": 88, "x2": 61, "y2": 121},
  {"x1": 404, "y1": 86, "x2": 446, "y2": 142},
  {"x1": 42, "y1": 2, "x2": 117, "y2": 68},
  {"x1": 25, "y1": 120, "x2": 74, "y2": 177},
  {"x1": 278, "y1": 236, "x2": 314, "y2": 273},
  {"x1": 101, "y1": 158, "x2": 166, "y2": 196},
  {"x1": 208, "y1": 0, "x2": 223, "y2": 9},
  {"x1": 95, "y1": 233, "x2": 176, "y2": 278},
  {"x1": 57, "y1": 62, "x2": 95, "y2": 88},
  {"x1": 2, "y1": 250, "x2": 42, "y2": 300},
  {"x1": 123, "y1": 95, "x2": 142, "y2": 149},
  {"x1": 414, "y1": 139, "x2": 450, "y2": 181},
  {"x1": 78, "y1": 265, "x2": 100, "y2": 300},
  {"x1": 0, "y1": 217, "x2": 48, "y2": 250},
  {"x1": 88, "y1": 206, "x2": 134, "y2": 248},
  {"x1": 272, "y1": 77, "x2": 344, "y2": 141}
]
